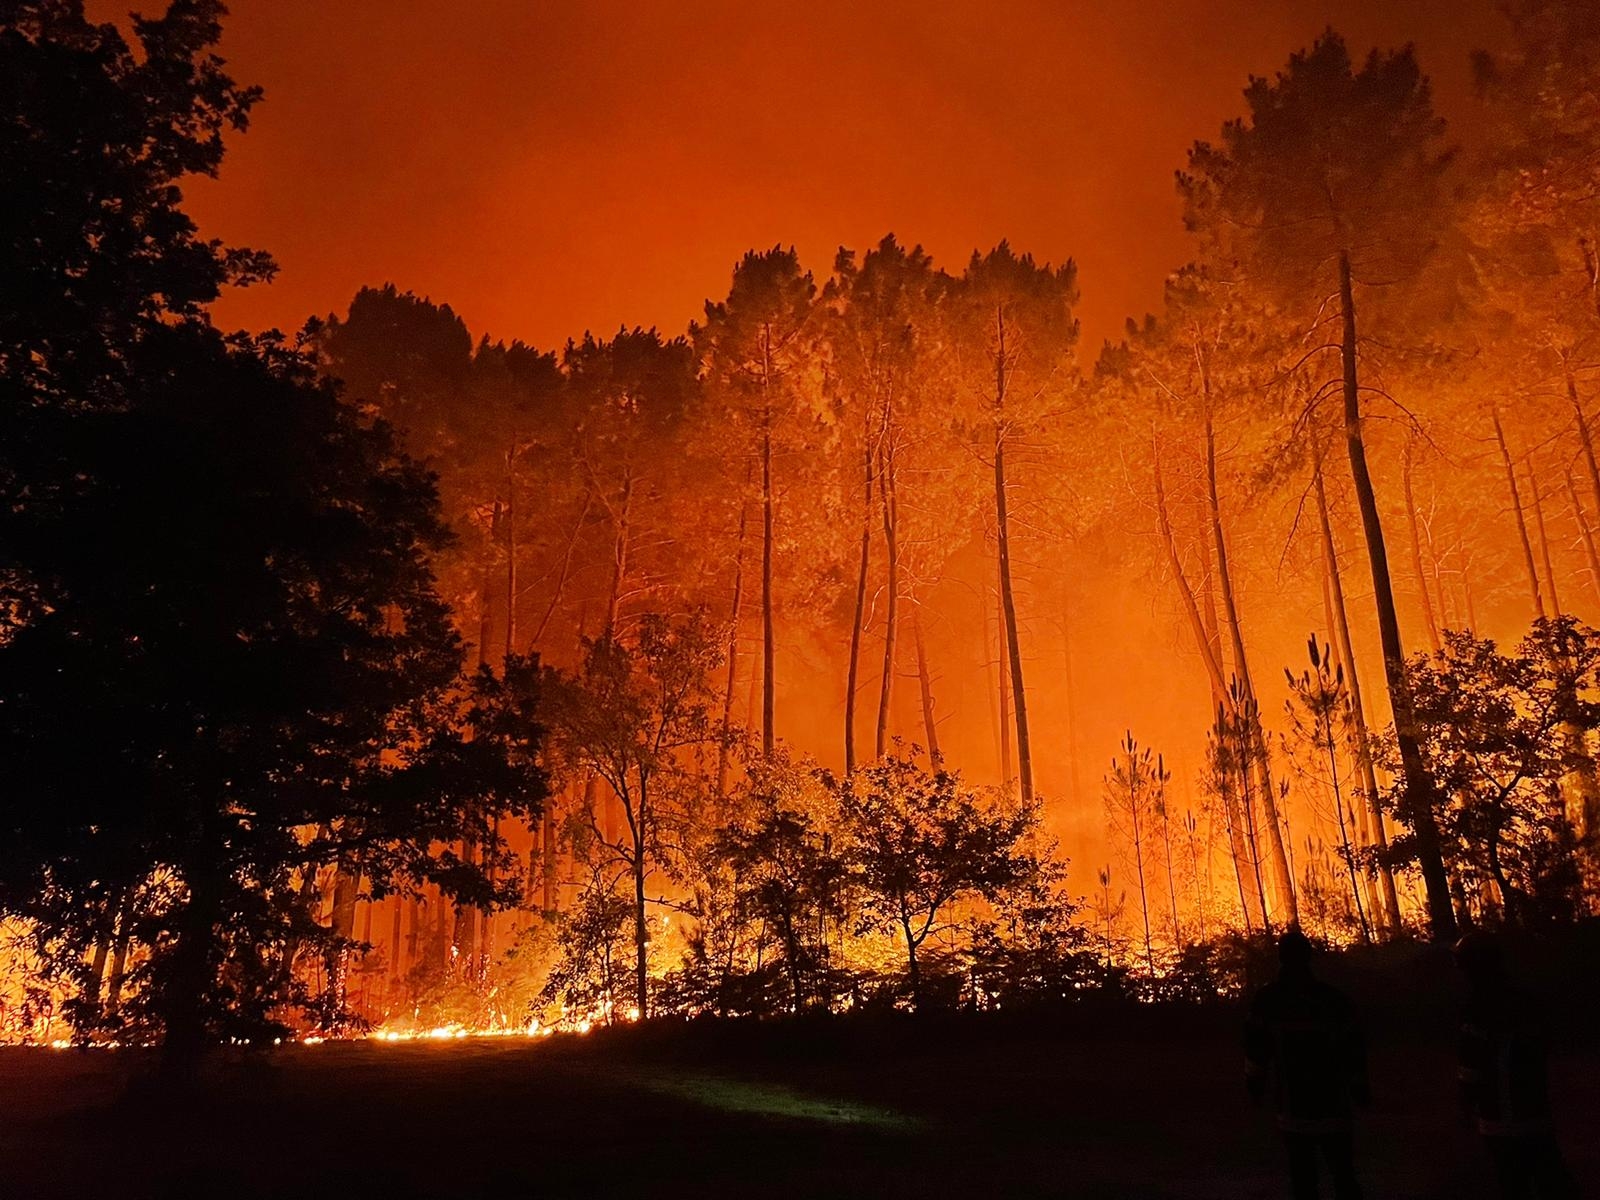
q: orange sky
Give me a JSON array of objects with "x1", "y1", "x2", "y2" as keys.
[{"x1": 108, "y1": 0, "x2": 1504, "y2": 354}]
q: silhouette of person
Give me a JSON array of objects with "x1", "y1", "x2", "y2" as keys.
[
  {"x1": 1244, "y1": 928, "x2": 1368, "y2": 1200},
  {"x1": 1454, "y1": 933, "x2": 1577, "y2": 1199}
]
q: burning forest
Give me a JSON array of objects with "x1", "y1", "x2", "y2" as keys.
[{"x1": 3, "y1": 2, "x2": 1600, "y2": 1197}]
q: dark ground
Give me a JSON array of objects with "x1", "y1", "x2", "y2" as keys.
[{"x1": 2, "y1": 996, "x2": 1597, "y2": 1200}]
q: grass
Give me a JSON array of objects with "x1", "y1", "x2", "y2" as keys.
[{"x1": 2, "y1": 998, "x2": 1597, "y2": 1199}]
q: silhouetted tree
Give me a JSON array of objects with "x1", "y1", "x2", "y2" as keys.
[
  {"x1": 0, "y1": 5, "x2": 540, "y2": 1067},
  {"x1": 543, "y1": 612, "x2": 724, "y2": 1018},
  {"x1": 1182, "y1": 32, "x2": 1459, "y2": 937},
  {"x1": 835, "y1": 750, "x2": 1038, "y2": 1009},
  {"x1": 1390, "y1": 619, "x2": 1596, "y2": 927},
  {"x1": 948, "y1": 244, "x2": 1079, "y2": 806},
  {"x1": 694, "y1": 248, "x2": 817, "y2": 759}
]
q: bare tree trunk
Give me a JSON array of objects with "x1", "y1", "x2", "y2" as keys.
[
  {"x1": 406, "y1": 897, "x2": 422, "y2": 971},
  {"x1": 1568, "y1": 368, "x2": 1600, "y2": 515},
  {"x1": 477, "y1": 501, "x2": 500, "y2": 662},
  {"x1": 1232, "y1": 704, "x2": 1272, "y2": 932},
  {"x1": 1203, "y1": 404, "x2": 1295, "y2": 925},
  {"x1": 992, "y1": 307, "x2": 1033, "y2": 804},
  {"x1": 1156, "y1": 440, "x2": 1259, "y2": 926},
  {"x1": 983, "y1": 589, "x2": 1003, "y2": 776},
  {"x1": 1338, "y1": 250, "x2": 1454, "y2": 940},
  {"x1": 761, "y1": 327, "x2": 777, "y2": 759},
  {"x1": 389, "y1": 895, "x2": 404, "y2": 982},
  {"x1": 996, "y1": 578, "x2": 1013, "y2": 789},
  {"x1": 876, "y1": 431, "x2": 900, "y2": 759},
  {"x1": 1126, "y1": 755, "x2": 1155, "y2": 974},
  {"x1": 530, "y1": 496, "x2": 590, "y2": 650},
  {"x1": 327, "y1": 861, "x2": 360, "y2": 1012},
  {"x1": 1160, "y1": 799, "x2": 1182, "y2": 949},
  {"x1": 1322, "y1": 544, "x2": 1384, "y2": 931},
  {"x1": 159, "y1": 873, "x2": 221, "y2": 1080},
  {"x1": 718, "y1": 503, "x2": 748, "y2": 794},
  {"x1": 541, "y1": 801, "x2": 558, "y2": 913},
  {"x1": 1314, "y1": 450, "x2": 1398, "y2": 931},
  {"x1": 87, "y1": 926, "x2": 110, "y2": 1019},
  {"x1": 105, "y1": 899, "x2": 132, "y2": 1016},
  {"x1": 1422, "y1": 501, "x2": 1459, "y2": 633},
  {"x1": 1527, "y1": 460, "x2": 1564, "y2": 618},
  {"x1": 1214, "y1": 715, "x2": 1259, "y2": 934},
  {"x1": 1566, "y1": 470, "x2": 1600, "y2": 613},
  {"x1": 1196, "y1": 496, "x2": 1226, "y2": 674},
  {"x1": 845, "y1": 416, "x2": 873, "y2": 774},
  {"x1": 479, "y1": 820, "x2": 499, "y2": 976},
  {"x1": 1402, "y1": 436, "x2": 1442, "y2": 654},
  {"x1": 1495, "y1": 407, "x2": 1546, "y2": 620},
  {"x1": 1186, "y1": 810, "x2": 1208, "y2": 944},
  {"x1": 451, "y1": 848, "x2": 477, "y2": 975},
  {"x1": 634, "y1": 845, "x2": 649, "y2": 1020},
  {"x1": 1323, "y1": 714, "x2": 1372, "y2": 944},
  {"x1": 913, "y1": 607, "x2": 941, "y2": 761},
  {"x1": 1153, "y1": 443, "x2": 1229, "y2": 700},
  {"x1": 504, "y1": 453, "x2": 517, "y2": 661},
  {"x1": 606, "y1": 472, "x2": 633, "y2": 633}
]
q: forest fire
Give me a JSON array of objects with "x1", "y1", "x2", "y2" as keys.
[{"x1": 3, "y1": 1, "x2": 1600, "y2": 1196}]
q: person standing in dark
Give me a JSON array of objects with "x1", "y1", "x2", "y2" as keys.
[
  {"x1": 1454, "y1": 933, "x2": 1577, "y2": 1199},
  {"x1": 1244, "y1": 928, "x2": 1368, "y2": 1200}
]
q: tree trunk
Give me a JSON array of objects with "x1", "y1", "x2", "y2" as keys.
[
  {"x1": 1153, "y1": 444, "x2": 1228, "y2": 700},
  {"x1": 606, "y1": 471, "x2": 633, "y2": 634},
  {"x1": 1337, "y1": 250, "x2": 1454, "y2": 940},
  {"x1": 1566, "y1": 470, "x2": 1600, "y2": 613},
  {"x1": 530, "y1": 497, "x2": 589, "y2": 649},
  {"x1": 1155, "y1": 443, "x2": 1257, "y2": 928},
  {"x1": 1527, "y1": 460, "x2": 1563, "y2": 618},
  {"x1": 452, "y1": 844, "x2": 477, "y2": 975},
  {"x1": 876, "y1": 431, "x2": 900, "y2": 760},
  {"x1": 479, "y1": 821, "x2": 498, "y2": 974},
  {"x1": 983, "y1": 587, "x2": 1003, "y2": 776},
  {"x1": 913, "y1": 607, "x2": 941, "y2": 761},
  {"x1": 160, "y1": 873, "x2": 221, "y2": 1081},
  {"x1": 541, "y1": 803, "x2": 558, "y2": 914},
  {"x1": 87, "y1": 916, "x2": 111, "y2": 1020},
  {"x1": 1402, "y1": 437, "x2": 1442, "y2": 654},
  {"x1": 327, "y1": 861, "x2": 360, "y2": 1011},
  {"x1": 1196, "y1": 496, "x2": 1226, "y2": 673},
  {"x1": 1203, "y1": 404, "x2": 1295, "y2": 924},
  {"x1": 718, "y1": 502, "x2": 748, "y2": 794},
  {"x1": 1213, "y1": 718, "x2": 1258, "y2": 934},
  {"x1": 901, "y1": 916, "x2": 921, "y2": 1011},
  {"x1": 1323, "y1": 715, "x2": 1371, "y2": 944},
  {"x1": 1126, "y1": 755, "x2": 1155, "y2": 973},
  {"x1": 1230, "y1": 700, "x2": 1273, "y2": 932},
  {"x1": 1161, "y1": 805, "x2": 1182, "y2": 948},
  {"x1": 1568, "y1": 368, "x2": 1600, "y2": 517},
  {"x1": 478, "y1": 499, "x2": 501, "y2": 662},
  {"x1": 1495, "y1": 407, "x2": 1546, "y2": 619},
  {"x1": 845, "y1": 433, "x2": 873, "y2": 773},
  {"x1": 992, "y1": 308, "x2": 1033, "y2": 804},
  {"x1": 389, "y1": 894, "x2": 404, "y2": 983},
  {"x1": 761, "y1": 326, "x2": 777, "y2": 759},
  {"x1": 1314, "y1": 450, "x2": 1398, "y2": 931},
  {"x1": 633, "y1": 843, "x2": 649, "y2": 1020},
  {"x1": 105, "y1": 901, "x2": 131, "y2": 1017},
  {"x1": 996, "y1": 578, "x2": 1013, "y2": 788},
  {"x1": 504, "y1": 451, "x2": 517, "y2": 660}
]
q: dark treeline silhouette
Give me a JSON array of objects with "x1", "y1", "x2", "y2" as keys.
[
  {"x1": 2, "y1": 0, "x2": 1600, "y2": 1073},
  {"x1": 0, "y1": 2, "x2": 544, "y2": 1071}
]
